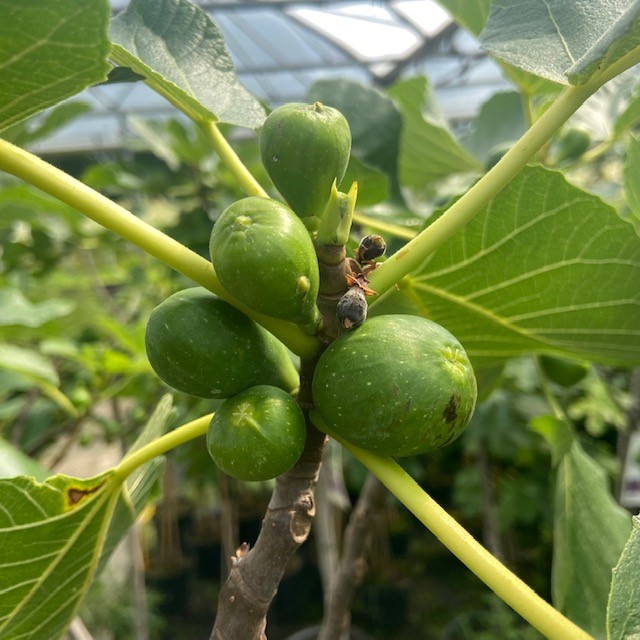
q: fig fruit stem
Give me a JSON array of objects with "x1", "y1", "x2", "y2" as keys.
[
  {"x1": 114, "y1": 413, "x2": 213, "y2": 483},
  {"x1": 199, "y1": 120, "x2": 269, "y2": 198},
  {"x1": 0, "y1": 139, "x2": 319, "y2": 359},
  {"x1": 368, "y1": 46, "x2": 640, "y2": 302},
  {"x1": 311, "y1": 412, "x2": 595, "y2": 640}
]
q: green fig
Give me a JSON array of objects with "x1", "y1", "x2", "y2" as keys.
[
  {"x1": 313, "y1": 315, "x2": 477, "y2": 456},
  {"x1": 210, "y1": 197, "x2": 320, "y2": 325},
  {"x1": 206, "y1": 385, "x2": 307, "y2": 481},
  {"x1": 260, "y1": 102, "x2": 351, "y2": 221},
  {"x1": 145, "y1": 288, "x2": 298, "y2": 399}
]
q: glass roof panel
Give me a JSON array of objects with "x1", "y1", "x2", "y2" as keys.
[{"x1": 290, "y1": 5, "x2": 422, "y2": 61}]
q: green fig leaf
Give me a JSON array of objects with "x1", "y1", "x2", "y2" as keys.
[
  {"x1": 0, "y1": 398, "x2": 172, "y2": 639},
  {"x1": 480, "y1": 0, "x2": 640, "y2": 86},
  {"x1": 386, "y1": 76, "x2": 482, "y2": 189},
  {"x1": 371, "y1": 166, "x2": 640, "y2": 368},
  {"x1": 0, "y1": 0, "x2": 110, "y2": 132},
  {"x1": 110, "y1": 0, "x2": 265, "y2": 128},
  {"x1": 553, "y1": 437, "x2": 632, "y2": 637}
]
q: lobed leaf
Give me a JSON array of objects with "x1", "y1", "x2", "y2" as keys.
[
  {"x1": 0, "y1": 398, "x2": 173, "y2": 639},
  {"x1": 0, "y1": 0, "x2": 110, "y2": 132},
  {"x1": 110, "y1": 0, "x2": 265, "y2": 128},
  {"x1": 480, "y1": 0, "x2": 640, "y2": 86},
  {"x1": 386, "y1": 76, "x2": 482, "y2": 189},
  {"x1": 434, "y1": 0, "x2": 560, "y2": 95},
  {"x1": 371, "y1": 166, "x2": 640, "y2": 368},
  {"x1": 607, "y1": 515, "x2": 640, "y2": 640},
  {"x1": 0, "y1": 472, "x2": 120, "y2": 640}
]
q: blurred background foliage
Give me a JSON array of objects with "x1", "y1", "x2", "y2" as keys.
[{"x1": 1, "y1": 70, "x2": 638, "y2": 639}]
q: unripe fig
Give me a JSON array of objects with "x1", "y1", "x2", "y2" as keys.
[
  {"x1": 145, "y1": 288, "x2": 298, "y2": 398},
  {"x1": 206, "y1": 385, "x2": 307, "y2": 481},
  {"x1": 313, "y1": 315, "x2": 477, "y2": 456},
  {"x1": 260, "y1": 102, "x2": 351, "y2": 219},
  {"x1": 209, "y1": 197, "x2": 320, "y2": 325}
]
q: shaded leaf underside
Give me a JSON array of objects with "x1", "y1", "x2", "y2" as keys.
[
  {"x1": 109, "y1": 0, "x2": 265, "y2": 128},
  {"x1": 480, "y1": 0, "x2": 640, "y2": 86}
]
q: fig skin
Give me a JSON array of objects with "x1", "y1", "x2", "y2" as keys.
[
  {"x1": 260, "y1": 102, "x2": 351, "y2": 219},
  {"x1": 312, "y1": 315, "x2": 477, "y2": 456},
  {"x1": 209, "y1": 196, "x2": 320, "y2": 325},
  {"x1": 145, "y1": 287, "x2": 298, "y2": 399},
  {"x1": 206, "y1": 385, "x2": 307, "y2": 481}
]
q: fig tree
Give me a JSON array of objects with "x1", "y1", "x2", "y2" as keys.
[
  {"x1": 260, "y1": 102, "x2": 351, "y2": 220},
  {"x1": 145, "y1": 288, "x2": 298, "y2": 399},
  {"x1": 206, "y1": 385, "x2": 307, "y2": 481},
  {"x1": 209, "y1": 196, "x2": 320, "y2": 325},
  {"x1": 312, "y1": 315, "x2": 477, "y2": 456}
]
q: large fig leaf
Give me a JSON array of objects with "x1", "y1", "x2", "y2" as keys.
[
  {"x1": 0, "y1": 398, "x2": 171, "y2": 640},
  {"x1": 434, "y1": 0, "x2": 560, "y2": 95},
  {"x1": 533, "y1": 416, "x2": 632, "y2": 638},
  {"x1": 607, "y1": 515, "x2": 640, "y2": 640},
  {"x1": 386, "y1": 76, "x2": 482, "y2": 189},
  {"x1": 480, "y1": 0, "x2": 640, "y2": 86},
  {"x1": 0, "y1": 0, "x2": 110, "y2": 132},
  {"x1": 0, "y1": 472, "x2": 121, "y2": 640},
  {"x1": 110, "y1": 0, "x2": 265, "y2": 128},
  {"x1": 371, "y1": 166, "x2": 640, "y2": 368},
  {"x1": 434, "y1": 0, "x2": 491, "y2": 36}
]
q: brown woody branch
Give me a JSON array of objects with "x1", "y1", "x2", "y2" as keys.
[{"x1": 210, "y1": 241, "x2": 349, "y2": 639}]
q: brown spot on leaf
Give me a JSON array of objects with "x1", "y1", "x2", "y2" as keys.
[
  {"x1": 66, "y1": 480, "x2": 107, "y2": 508},
  {"x1": 442, "y1": 394, "x2": 460, "y2": 424}
]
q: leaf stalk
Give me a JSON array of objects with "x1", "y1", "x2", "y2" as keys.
[
  {"x1": 0, "y1": 139, "x2": 319, "y2": 359},
  {"x1": 311, "y1": 412, "x2": 594, "y2": 640},
  {"x1": 114, "y1": 413, "x2": 212, "y2": 482},
  {"x1": 368, "y1": 82, "x2": 595, "y2": 300}
]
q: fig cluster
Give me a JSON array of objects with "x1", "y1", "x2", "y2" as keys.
[{"x1": 144, "y1": 101, "x2": 478, "y2": 482}]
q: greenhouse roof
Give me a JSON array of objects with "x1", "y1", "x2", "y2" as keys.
[{"x1": 34, "y1": 0, "x2": 511, "y2": 153}]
